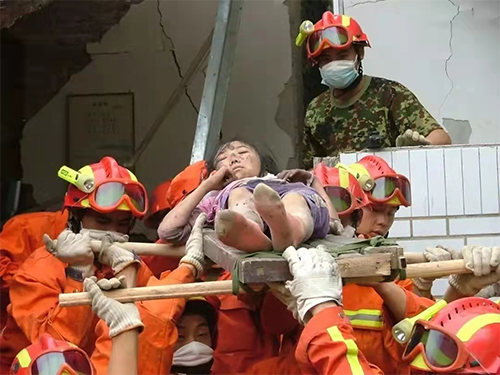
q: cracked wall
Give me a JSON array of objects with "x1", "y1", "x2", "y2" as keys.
[
  {"x1": 344, "y1": 0, "x2": 500, "y2": 144},
  {"x1": 20, "y1": 0, "x2": 295, "y2": 207}
]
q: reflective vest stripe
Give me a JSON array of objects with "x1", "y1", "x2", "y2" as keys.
[
  {"x1": 344, "y1": 309, "x2": 384, "y2": 328},
  {"x1": 327, "y1": 325, "x2": 364, "y2": 375}
]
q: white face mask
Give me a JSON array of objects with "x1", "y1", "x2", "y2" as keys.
[
  {"x1": 172, "y1": 341, "x2": 214, "y2": 367},
  {"x1": 319, "y1": 57, "x2": 359, "y2": 89}
]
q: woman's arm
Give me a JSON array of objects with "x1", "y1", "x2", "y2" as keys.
[{"x1": 158, "y1": 166, "x2": 230, "y2": 242}]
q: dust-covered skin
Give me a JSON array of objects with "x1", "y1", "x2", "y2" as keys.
[
  {"x1": 213, "y1": 141, "x2": 262, "y2": 180},
  {"x1": 302, "y1": 76, "x2": 443, "y2": 168}
]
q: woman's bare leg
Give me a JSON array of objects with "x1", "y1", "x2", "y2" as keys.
[
  {"x1": 254, "y1": 184, "x2": 314, "y2": 251},
  {"x1": 215, "y1": 187, "x2": 272, "y2": 252}
]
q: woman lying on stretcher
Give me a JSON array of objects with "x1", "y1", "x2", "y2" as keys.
[{"x1": 158, "y1": 140, "x2": 340, "y2": 252}]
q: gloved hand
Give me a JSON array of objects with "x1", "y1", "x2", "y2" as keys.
[
  {"x1": 81, "y1": 228, "x2": 129, "y2": 243},
  {"x1": 180, "y1": 213, "x2": 209, "y2": 278},
  {"x1": 395, "y1": 129, "x2": 432, "y2": 147},
  {"x1": 44, "y1": 229, "x2": 94, "y2": 278},
  {"x1": 449, "y1": 246, "x2": 500, "y2": 296},
  {"x1": 329, "y1": 218, "x2": 344, "y2": 236},
  {"x1": 282, "y1": 245, "x2": 342, "y2": 324},
  {"x1": 98, "y1": 233, "x2": 140, "y2": 274},
  {"x1": 413, "y1": 246, "x2": 456, "y2": 291},
  {"x1": 84, "y1": 276, "x2": 144, "y2": 338},
  {"x1": 476, "y1": 281, "x2": 500, "y2": 299}
]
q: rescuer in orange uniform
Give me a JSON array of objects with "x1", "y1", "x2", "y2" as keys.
[
  {"x1": 0, "y1": 210, "x2": 68, "y2": 329},
  {"x1": 89, "y1": 213, "x2": 215, "y2": 375},
  {"x1": 257, "y1": 156, "x2": 434, "y2": 374},
  {"x1": 0, "y1": 156, "x2": 154, "y2": 373}
]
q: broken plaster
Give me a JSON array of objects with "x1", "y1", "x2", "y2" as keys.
[
  {"x1": 156, "y1": 0, "x2": 199, "y2": 115},
  {"x1": 347, "y1": 0, "x2": 387, "y2": 9},
  {"x1": 439, "y1": 0, "x2": 460, "y2": 118}
]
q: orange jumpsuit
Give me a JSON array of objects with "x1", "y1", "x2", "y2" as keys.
[
  {"x1": 260, "y1": 280, "x2": 433, "y2": 375},
  {"x1": 342, "y1": 280, "x2": 433, "y2": 374},
  {"x1": 91, "y1": 266, "x2": 194, "y2": 375},
  {"x1": 140, "y1": 240, "x2": 180, "y2": 278},
  {"x1": 211, "y1": 271, "x2": 279, "y2": 375},
  {"x1": 92, "y1": 267, "x2": 278, "y2": 374},
  {"x1": 0, "y1": 210, "x2": 68, "y2": 328},
  {"x1": 295, "y1": 306, "x2": 383, "y2": 375},
  {"x1": 248, "y1": 304, "x2": 384, "y2": 375},
  {"x1": 0, "y1": 246, "x2": 152, "y2": 373}
]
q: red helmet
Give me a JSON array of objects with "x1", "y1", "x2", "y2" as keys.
[
  {"x1": 404, "y1": 297, "x2": 500, "y2": 373},
  {"x1": 313, "y1": 163, "x2": 369, "y2": 216},
  {"x1": 144, "y1": 179, "x2": 172, "y2": 229},
  {"x1": 167, "y1": 161, "x2": 209, "y2": 208},
  {"x1": 304, "y1": 12, "x2": 370, "y2": 62},
  {"x1": 10, "y1": 333, "x2": 94, "y2": 375},
  {"x1": 352, "y1": 155, "x2": 411, "y2": 207},
  {"x1": 62, "y1": 156, "x2": 148, "y2": 219}
]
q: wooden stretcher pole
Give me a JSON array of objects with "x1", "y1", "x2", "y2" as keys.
[
  {"x1": 60, "y1": 280, "x2": 235, "y2": 307},
  {"x1": 404, "y1": 252, "x2": 427, "y2": 264},
  {"x1": 85, "y1": 239, "x2": 428, "y2": 262},
  {"x1": 59, "y1": 259, "x2": 471, "y2": 307},
  {"x1": 87, "y1": 241, "x2": 186, "y2": 258},
  {"x1": 405, "y1": 259, "x2": 468, "y2": 279}
]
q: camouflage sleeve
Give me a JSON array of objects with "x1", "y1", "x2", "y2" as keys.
[
  {"x1": 302, "y1": 101, "x2": 327, "y2": 170},
  {"x1": 388, "y1": 83, "x2": 443, "y2": 139}
]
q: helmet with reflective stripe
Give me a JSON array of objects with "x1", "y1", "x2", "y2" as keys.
[
  {"x1": 313, "y1": 162, "x2": 370, "y2": 213},
  {"x1": 10, "y1": 333, "x2": 94, "y2": 375},
  {"x1": 409, "y1": 297, "x2": 500, "y2": 373},
  {"x1": 305, "y1": 12, "x2": 370, "y2": 61},
  {"x1": 144, "y1": 179, "x2": 172, "y2": 229},
  {"x1": 63, "y1": 156, "x2": 147, "y2": 218},
  {"x1": 352, "y1": 155, "x2": 411, "y2": 207}
]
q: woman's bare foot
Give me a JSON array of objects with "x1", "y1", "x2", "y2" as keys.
[
  {"x1": 253, "y1": 184, "x2": 305, "y2": 251},
  {"x1": 215, "y1": 210, "x2": 272, "y2": 252}
]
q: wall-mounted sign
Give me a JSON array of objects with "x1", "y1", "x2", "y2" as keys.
[{"x1": 67, "y1": 93, "x2": 134, "y2": 169}]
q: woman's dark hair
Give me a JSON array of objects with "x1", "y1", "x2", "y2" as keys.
[{"x1": 208, "y1": 138, "x2": 280, "y2": 176}]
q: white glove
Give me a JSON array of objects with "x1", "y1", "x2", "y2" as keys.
[
  {"x1": 84, "y1": 276, "x2": 144, "y2": 338},
  {"x1": 339, "y1": 225, "x2": 356, "y2": 238},
  {"x1": 395, "y1": 129, "x2": 431, "y2": 147},
  {"x1": 329, "y1": 219, "x2": 344, "y2": 236},
  {"x1": 180, "y1": 213, "x2": 209, "y2": 278},
  {"x1": 44, "y1": 229, "x2": 94, "y2": 278},
  {"x1": 413, "y1": 246, "x2": 456, "y2": 291},
  {"x1": 81, "y1": 228, "x2": 129, "y2": 243},
  {"x1": 476, "y1": 281, "x2": 500, "y2": 299},
  {"x1": 282, "y1": 245, "x2": 342, "y2": 324},
  {"x1": 98, "y1": 233, "x2": 140, "y2": 274},
  {"x1": 449, "y1": 246, "x2": 500, "y2": 296}
]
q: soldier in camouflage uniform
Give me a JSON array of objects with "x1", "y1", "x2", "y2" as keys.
[{"x1": 298, "y1": 12, "x2": 451, "y2": 168}]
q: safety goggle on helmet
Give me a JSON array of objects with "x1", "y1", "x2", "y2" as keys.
[
  {"x1": 403, "y1": 297, "x2": 500, "y2": 374},
  {"x1": 10, "y1": 333, "x2": 94, "y2": 375},
  {"x1": 59, "y1": 156, "x2": 148, "y2": 219},
  {"x1": 350, "y1": 155, "x2": 412, "y2": 207},
  {"x1": 295, "y1": 12, "x2": 370, "y2": 65},
  {"x1": 313, "y1": 163, "x2": 370, "y2": 216}
]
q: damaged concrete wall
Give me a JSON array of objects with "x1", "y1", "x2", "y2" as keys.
[
  {"x1": 21, "y1": 0, "x2": 296, "y2": 206},
  {"x1": 345, "y1": 0, "x2": 500, "y2": 145}
]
